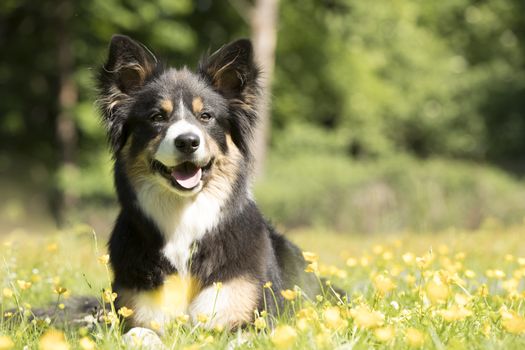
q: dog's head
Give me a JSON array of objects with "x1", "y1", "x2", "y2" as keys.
[{"x1": 97, "y1": 35, "x2": 259, "y2": 197}]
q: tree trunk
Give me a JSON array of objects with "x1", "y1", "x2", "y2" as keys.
[
  {"x1": 54, "y1": 0, "x2": 78, "y2": 225},
  {"x1": 250, "y1": 0, "x2": 279, "y2": 178}
]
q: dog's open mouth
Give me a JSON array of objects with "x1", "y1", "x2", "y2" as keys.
[{"x1": 152, "y1": 159, "x2": 213, "y2": 191}]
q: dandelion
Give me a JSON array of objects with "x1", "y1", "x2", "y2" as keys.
[
  {"x1": 405, "y1": 328, "x2": 425, "y2": 347},
  {"x1": 271, "y1": 325, "x2": 297, "y2": 349},
  {"x1": 374, "y1": 326, "x2": 395, "y2": 342},
  {"x1": 349, "y1": 305, "x2": 384, "y2": 329},
  {"x1": 118, "y1": 306, "x2": 134, "y2": 318},
  {"x1": 302, "y1": 251, "x2": 319, "y2": 263},
  {"x1": 0, "y1": 336, "x2": 14, "y2": 350},
  {"x1": 281, "y1": 289, "x2": 297, "y2": 301},
  {"x1": 264, "y1": 281, "x2": 273, "y2": 289},
  {"x1": 79, "y1": 337, "x2": 95, "y2": 350},
  {"x1": 39, "y1": 329, "x2": 69, "y2": 350},
  {"x1": 2, "y1": 288, "x2": 13, "y2": 298},
  {"x1": 16, "y1": 280, "x2": 31, "y2": 290}
]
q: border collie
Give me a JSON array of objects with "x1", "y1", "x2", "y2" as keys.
[{"x1": 97, "y1": 35, "x2": 320, "y2": 331}]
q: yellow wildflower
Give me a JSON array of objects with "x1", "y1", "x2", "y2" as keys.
[
  {"x1": 438, "y1": 305, "x2": 472, "y2": 322},
  {"x1": 98, "y1": 254, "x2": 110, "y2": 265},
  {"x1": 346, "y1": 257, "x2": 357, "y2": 267},
  {"x1": 118, "y1": 306, "x2": 134, "y2": 318},
  {"x1": 264, "y1": 281, "x2": 273, "y2": 289},
  {"x1": 2, "y1": 288, "x2": 13, "y2": 298},
  {"x1": 102, "y1": 289, "x2": 117, "y2": 303},
  {"x1": 254, "y1": 317, "x2": 267, "y2": 330},
  {"x1": 271, "y1": 325, "x2": 297, "y2": 349},
  {"x1": 39, "y1": 329, "x2": 69, "y2": 350},
  {"x1": 0, "y1": 336, "x2": 14, "y2": 350},
  {"x1": 79, "y1": 337, "x2": 95, "y2": 350},
  {"x1": 426, "y1": 279, "x2": 449, "y2": 304},
  {"x1": 323, "y1": 306, "x2": 345, "y2": 329},
  {"x1": 281, "y1": 289, "x2": 297, "y2": 301},
  {"x1": 150, "y1": 320, "x2": 161, "y2": 331},
  {"x1": 501, "y1": 308, "x2": 525, "y2": 334},
  {"x1": 302, "y1": 251, "x2": 319, "y2": 263},
  {"x1": 54, "y1": 286, "x2": 67, "y2": 295},
  {"x1": 402, "y1": 252, "x2": 415, "y2": 265},
  {"x1": 176, "y1": 313, "x2": 190, "y2": 324},
  {"x1": 305, "y1": 261, "x2": 318, "y2": 273},
  {"x1": 405, "y1": 328, "x2": 425, "y2": 347},
  {"x1": 197, "y1": 313, "x2": 208, "y2": 324},
  {"x1": 16, "y1": 280, "x2": 31, "y2": 290},
  {"x1": 374, "y1": 326, "x2": 395, "y2": 342},
  {"x1": 373, "y1": 274, "x2": 396, "y2": 295},
  {"x1": 349, "y1": 305, "x2": 384, "y2": 329}
]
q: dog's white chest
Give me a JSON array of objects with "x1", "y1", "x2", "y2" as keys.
[{"x1": 136, "y1": 182, "x2": 223, "y2": 275}]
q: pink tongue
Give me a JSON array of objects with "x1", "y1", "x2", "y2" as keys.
[{"x1": 172, "y1": 167, "x2": 202, "y2": 189}]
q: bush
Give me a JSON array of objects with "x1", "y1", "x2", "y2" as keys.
[{"x1": 256, "y1": 125, "x2": 525, "y2": 233}]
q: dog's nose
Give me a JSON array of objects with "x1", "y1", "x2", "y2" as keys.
[{"x1": 174, "y1": 133, "x2": 200, "y2": 154}]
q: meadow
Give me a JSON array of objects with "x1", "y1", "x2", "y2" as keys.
[{"x1": 2, "y1": 222, "x2": 525, "y2": 349}]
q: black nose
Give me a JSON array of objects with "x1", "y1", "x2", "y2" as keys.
[{"x1": 174, "y1": 133, "x2": 200, "y2": 154}]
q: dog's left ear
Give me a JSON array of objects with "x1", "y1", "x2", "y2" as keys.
[
  {"x1": 98, "y1": 35, "x2": 158, "y2": 152},
  {"x1": 198, "y1": 39, "x2": 259, "y2": 99}
]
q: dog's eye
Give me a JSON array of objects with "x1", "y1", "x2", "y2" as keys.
[
  {"x1": 149, "y1": 113, "x2": 166, "y2": 122},
  {"x1": 199, "y1": 113, "x2": 213, "y2": 122}
]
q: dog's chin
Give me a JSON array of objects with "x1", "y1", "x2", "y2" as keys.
[{"x1": 151, "y1": 158, "x2": 213, "y2": 197}]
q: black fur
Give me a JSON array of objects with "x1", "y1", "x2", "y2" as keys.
[{"x1": 98, "y1": 35, "x2": 320, "y2": 328}]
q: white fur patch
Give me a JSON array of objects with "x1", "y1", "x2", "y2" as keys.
[
  {"x1": 154, "y1": 119, "x2": 206, "y2": 166},
  {"x1": 136, "y1": 178, "x2": 230, "y2": 275}
]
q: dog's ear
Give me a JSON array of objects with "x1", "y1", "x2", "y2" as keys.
[
  {"x1": 198, "y1": 39, "x2": 259, "y2": 100},
  {"x1": 97, "y1": 35, "x2": 158, "y2": 152}
]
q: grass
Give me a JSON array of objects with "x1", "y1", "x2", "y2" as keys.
[{"x1": 2, "y1": 221, "x2": 525, "y2": 349}]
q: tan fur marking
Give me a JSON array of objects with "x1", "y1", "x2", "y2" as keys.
[
  {"x1": 160, "y1": 99, "x2": 173, "y2": 114},
  {"x1": 192, "y1": 97, "x2": 204, "y2": 114},
  {"x1": 201, "y1": 133, "x2": 241, "y2": 200},
  {"x1": 189, "y1": 275, "x2": 258, "y2": 329},
  {"x1": 119, "y1": 274, "x2": 202, "y2": 330}
]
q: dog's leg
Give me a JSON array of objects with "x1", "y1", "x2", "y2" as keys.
[{"x1": 189, "y1": 276, "x2": 259, "y2": 329}]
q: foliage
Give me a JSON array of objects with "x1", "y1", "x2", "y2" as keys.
[
  {"x1": 4, "y1": 225, "x2": 525, "y2": 348},
  {"x1": 1, "y1": 0, "x2": 525, "y2": 227},
  {"x1": 257, "y1": 126, "x2": 525, "y2": 233}
]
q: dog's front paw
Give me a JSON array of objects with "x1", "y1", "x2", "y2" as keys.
[{"x1": 123, "y1": 327, "x2": 164, "y2": 349}]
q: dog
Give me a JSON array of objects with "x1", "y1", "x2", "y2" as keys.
[{"x1": 96, "y1": 34, "x2": 321, "y2": 332}]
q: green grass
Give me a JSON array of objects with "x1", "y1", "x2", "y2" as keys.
[{"x1": 3, "y1": 223, "x2": 525, "y2": 349}]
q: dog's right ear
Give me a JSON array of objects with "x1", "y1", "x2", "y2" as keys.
[{"x1": 97, "y1": 35, "x2": 158, "y2": 151}]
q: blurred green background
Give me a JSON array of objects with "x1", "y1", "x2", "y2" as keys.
[{"x1": 1, "y1": 0, "x2": 524, "y2": 235}]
